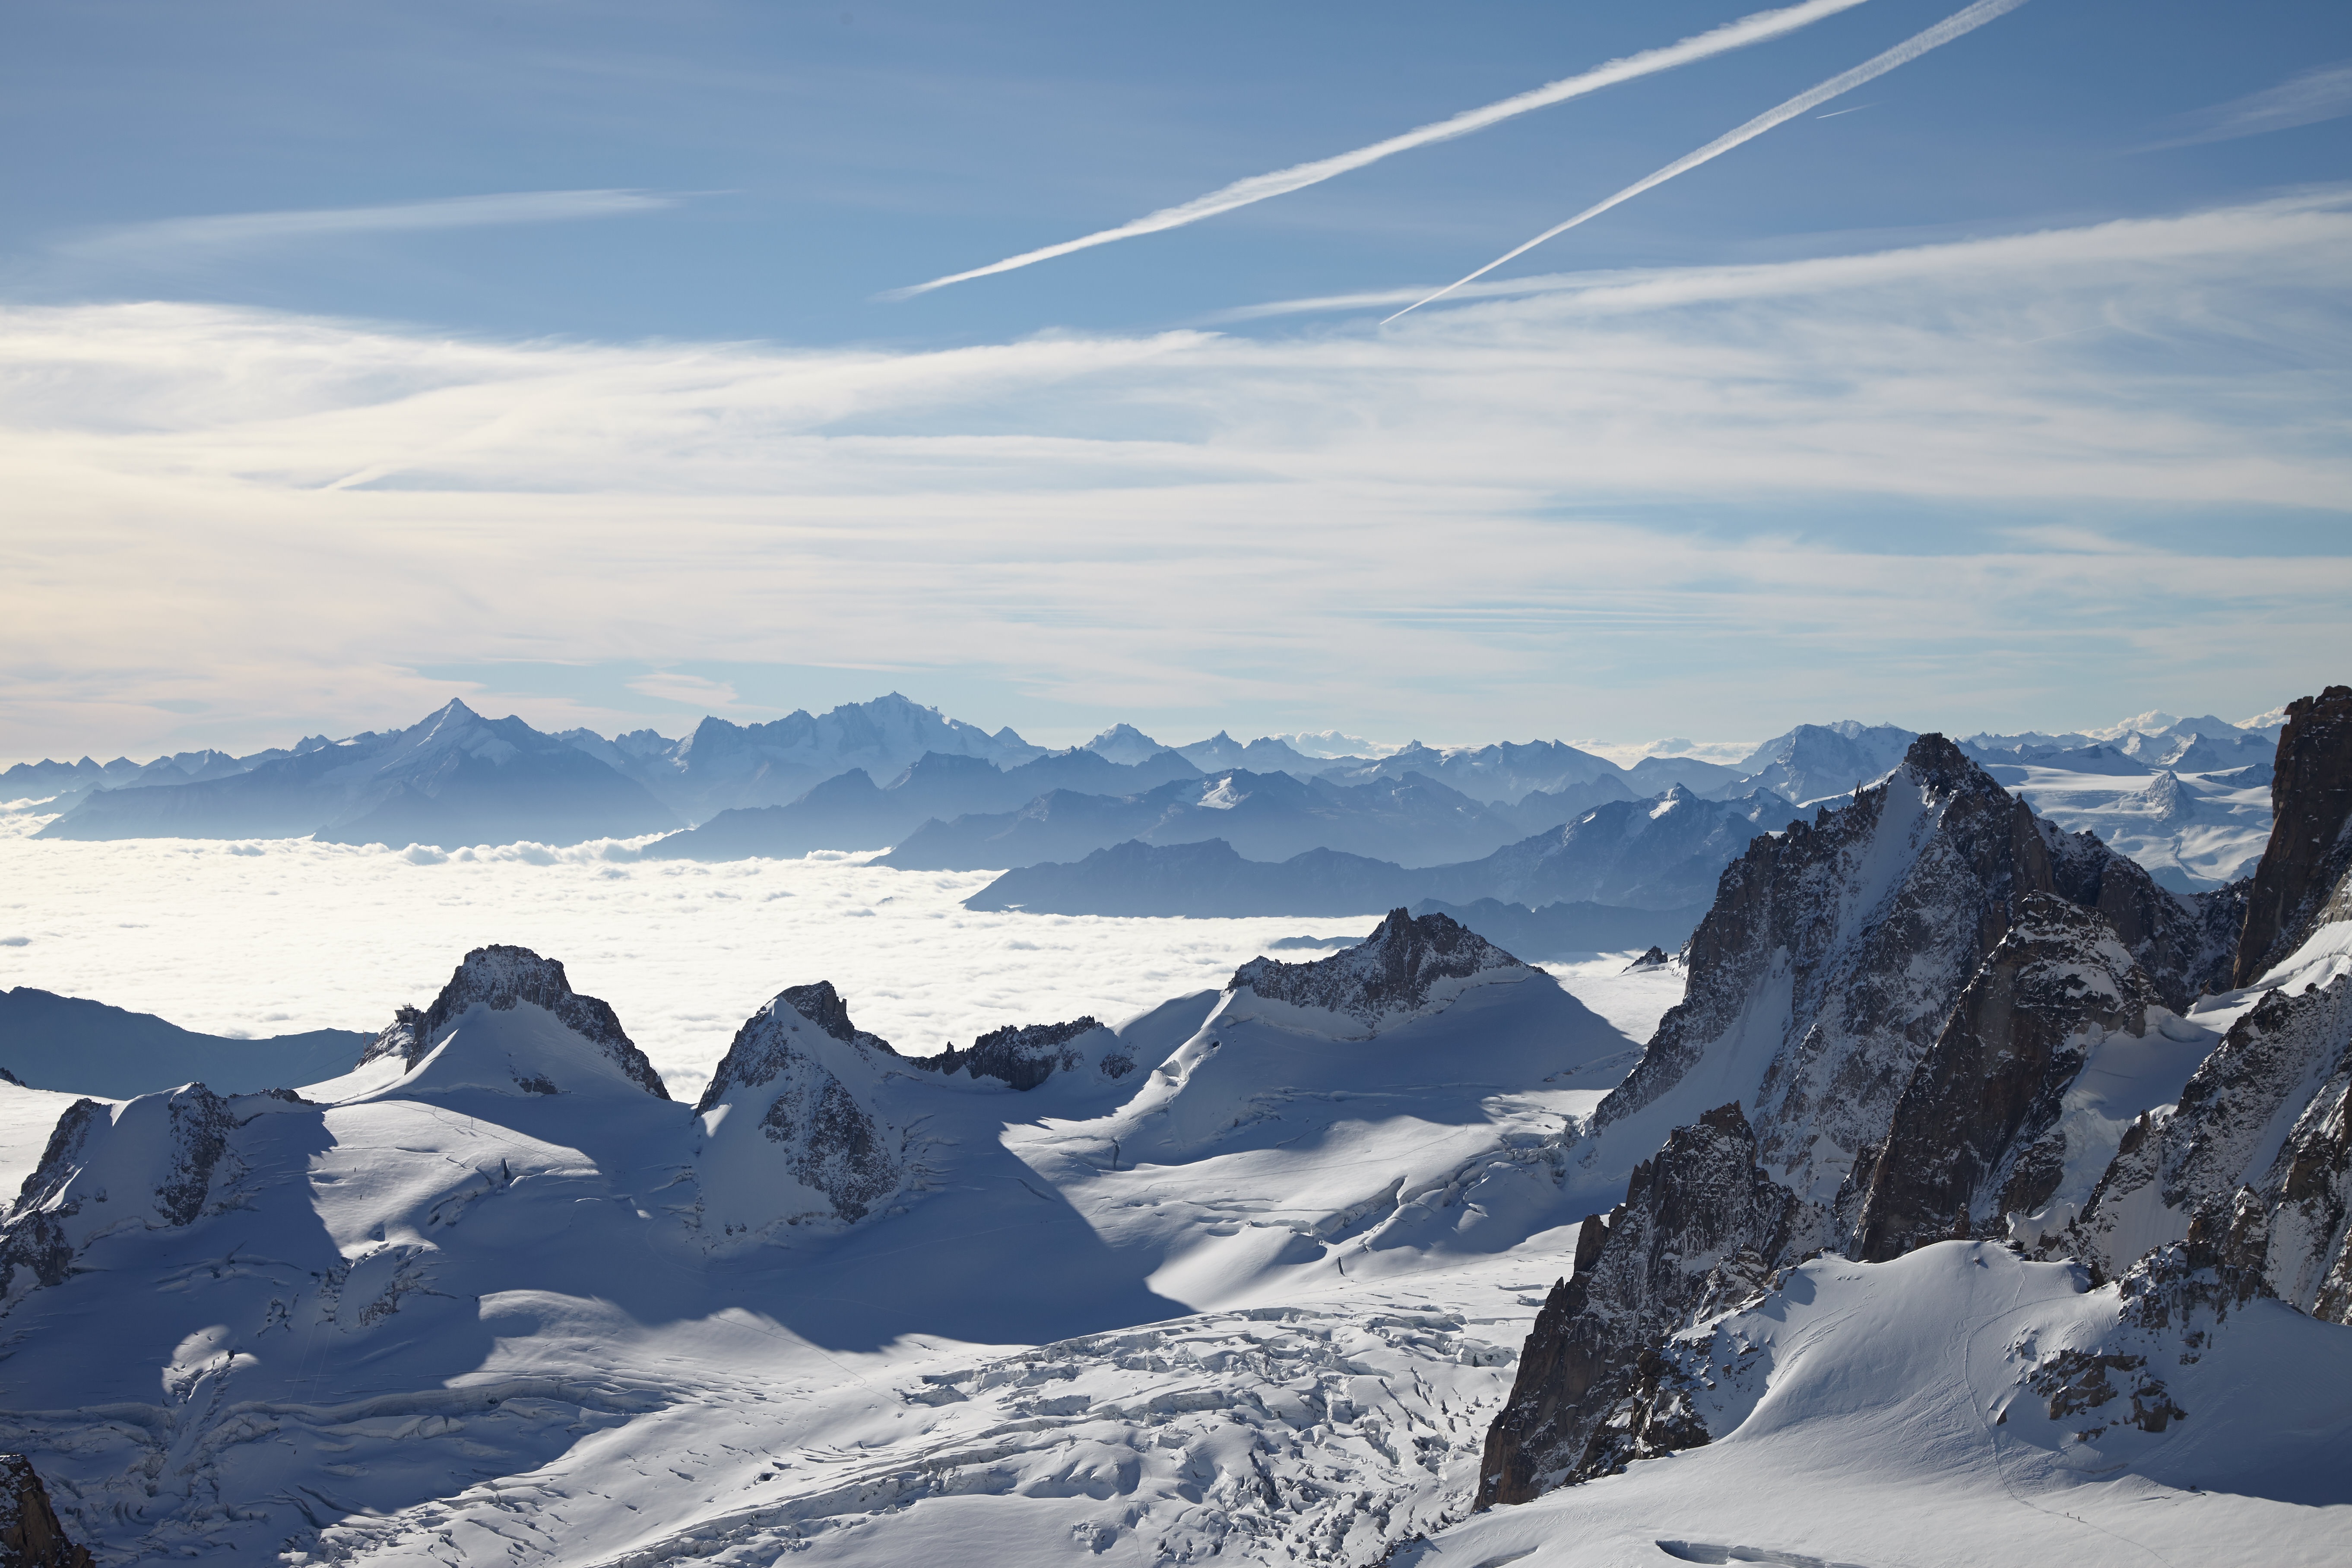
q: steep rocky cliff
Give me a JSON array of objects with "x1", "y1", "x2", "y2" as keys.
[
  {"x1": 1477, "y1": 1105, "x2": 1807, "y2": 1505},
  {"x1": 0, "y1": 1455, "x2": 94, "y2": 1568},
  {"x1": 364, "y1": 945, "x2": 670, "y2": 1099},
  {"x1": 691, "y1": 983, "x2": 909, "y2": 1235},
  {"x1": 1478, "y1": 729, "x2": 2270, "y2": 1509},
  {"x1": 2235, "y1": 684, "x2": 2352, "y2": 985}
]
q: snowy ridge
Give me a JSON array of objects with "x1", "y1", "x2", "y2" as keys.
[
  {"x1": 690, "y1": 983, "x2": 912, "y2": 1239},
  {"x1": 364, "y1": 944, "x2": 670, "y2": 1100},
  {"x1": 1224, "y1": 907, "x2": 1531, "y2": 1037}
]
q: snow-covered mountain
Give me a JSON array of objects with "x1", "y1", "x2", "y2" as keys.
[
  {"x1": 32, "y1": 701, "x2": 678, "y2": 849},
  {"x1": 1728, "y1": 720, "x2": 1919, "y2": 806},
  {"x1": 963, "y1": 788, "x2": 1798, "y2": 924},
  {"x1": 6, "y1": 694, "x2": 2352, "y2": 1566},
  {"x1": 598, "y1": 693, "x2": 1049, "y2": 824},
  {"x1": 637, "y1": 745, "x2": 1201, "y2": 860},
  {"x1": 1469, "y1": 711, "x2": 2347, "y2": 1528},
  {"x1": 0, "y1": 912, "x2": 1639, "y2": 1564},
  {"x1": 880, "y1": 767, "x2": 1530, "y2": 871},
  {"x1": 1323, "y1": 739, "x2": 1625, "y2": 803}
]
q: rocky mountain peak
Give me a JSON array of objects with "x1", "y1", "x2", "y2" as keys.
[
  {"x1": 1477, "y1": 1100, "x2": 1808, "y2": 1508},
  {"x1": 694, "y1": 983, "x2": 892, "y2": 1115},
  {"x1": 1226, "y1": 908, "x2": 1528, "y2": 1030},
  {"x1": 2235, "y1": 684, "x2": 2352, "y2": 985},
  {"x1": 364, "y1": 946, "x2": 669, "y2": 1100},
  {"x1": 777, "y1": 981, "x2": 895, "y2": 1055},
  {"x1": 916, "y1": 1018, "x2": 1125, "y2": 1091},
  {"x1": 0, "y1": 1454, "x2": 95, "y2": 1568}
]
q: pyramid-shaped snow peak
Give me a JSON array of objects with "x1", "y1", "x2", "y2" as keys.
[
  {"x1": 691, "y1": 982, "x2": 907, "y2": 1239},
  {"x1": 1225, "y1": 908, "x2": 1532, "y2": 1036},
  {"x1": 364, "y1": 945, "x2": 670, "y2": 1099}
]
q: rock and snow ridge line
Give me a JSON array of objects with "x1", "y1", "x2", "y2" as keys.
[
  {"x1": 0, "y1": 909, "x2": 1643, "y2": 1565},
  {"x1": 1473, "y1": 711, "x2": 2352, "y2": 1519}
]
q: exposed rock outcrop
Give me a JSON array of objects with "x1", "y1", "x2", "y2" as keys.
[
  {"x1": 916, "y1": 1018, "x2": 1128, "y2": 1090},
  {"x1": 1476, "y1": 1104, "x2": 1809, "y2": 1507},
  {"x1": 0, "y1": 1083, "x2": 299, "y2": 1313},
  {"x1": 1483, "y1": 729, "x2": 2279, "y2": 1508},
  {"x1": 2073, "y1": 970, "x2": 2352, "y2": 1321},
  {"x1": 693, "y1": 984, "x2": 906, "y2": 1231},
  {"x1": 2236, "y1": 684, "x2": 2352, "y2": 985},
  {"x1": 0, "y1": 1455, "x2": 94, "y2": 1568},
  {"x1": 364, "y1": 945, "x2": 669, "y2": 1099},
  {"x1": 1226, "y1": 908, "x2": 1528, "y2": 1034},
  {"x1": 1852, "y1": 893, "x2": 2159, "y2": 1261}
]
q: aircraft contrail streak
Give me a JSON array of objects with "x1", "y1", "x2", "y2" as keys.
[
  {"x1": 881, "y1": 0, "x2": 1876, "y2": 300},
  {"x1": 1382, "y1": 0, "x2": 2031, "y2": 323}
]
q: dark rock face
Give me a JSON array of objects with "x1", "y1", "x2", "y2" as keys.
[
  {"x1": 1476, "y1": 1105, "x2": 1807, "y2": 1508},
  {"x1": 1596, "y1": 735, "x2": 2056, "y2": 1197},
  {"x1": 762, "y1": 1075, "x2": 897, "y2": 1223},
  {"x1": 1597, "y1": 735, "x2": 2228, "y2": 1201},
  {"x1": 1227, "y1": 908, "x2": 1527, "y2": 1031},
  {"x1": 775, "y1": 982, "x2": 896, "y2": 1058},
  {"x1": 0, "y1": 1085, "x2": 250, "y2": 1314},
  {"x1": 364, "y1": 945, "x2": 669, "y2": 1099},
  {"x1": 918, "y1": 1018, "x2": 1113, "y2": 1090},
  {"x1": 1853, "y1": 893, "x2": 2157, "y2": 1262},
  {"x1": 2235, "y1": 686, "x2": 2352, "y2": 985},
  {"x1": 1480, "y1": 732, "x2": 2278, "y2": 1508},
  {"x1": 695, "y1": 985, "x2": 904, "y2": 1225},
  {"x1": 2074, "y1": 970, "x2": 2352, "y2": 1322},
  {"x1": 0, "y1": 1455, "x2": 95, "y2": 1568},
  {"x1": 694, "y1": 982, "x2": 893, "y2": 1116}
]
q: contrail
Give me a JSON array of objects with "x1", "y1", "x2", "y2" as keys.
[
  {"x1": 1383, "y1": 0, "x2": 2031, "y2": 323},
  {"x1": 882, "y1": 0, "x2": 1876, "y2": 300}
]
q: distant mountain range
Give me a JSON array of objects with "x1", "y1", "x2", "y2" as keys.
[
  {"x1": 6, "y1": 697, "x2": 2289, "y2": 889},
  {"x1": 963, "y1": 787, "x2": 1802, "y2": 926}
]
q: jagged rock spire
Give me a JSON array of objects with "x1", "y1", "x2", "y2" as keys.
[
  {"x1": 1227, "y1": 908, "x2": 1527, "y2": 1030},
  {"x1": 365, "y1": 945, "x2": 669, "y2": 1099},
  {"x1": 2235, "y1": 684, "x2": 2352, "y2": 985}
]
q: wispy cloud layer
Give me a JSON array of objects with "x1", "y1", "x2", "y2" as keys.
[
  {"x1": 59, "y1": 190, "x2": 676, "y2": 260},
  {"x1": 884, "y1": 0, "x2": 1874, "y2": 298},
  {"x1": 1388, "y1": 0, "x2": 2031, "y2": 319},
  {"x1": 4, "y1": 192, "x2": 2349, "y2": 758},
  {"x1": 2155, "y1": 61, "x2": 2352, "y2": 149}
]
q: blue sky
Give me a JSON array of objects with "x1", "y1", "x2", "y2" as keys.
[{"x1": 3, "y1": 0, "x2": 2349, "y2": 759}]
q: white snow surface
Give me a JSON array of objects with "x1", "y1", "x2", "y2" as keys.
[
  {"x1": 0, "y1": 941, "x2": 1650, "y2": 1564},
  {"x1": 1408, "y1": 1242, "x2": 2352, "y2": 1568}
]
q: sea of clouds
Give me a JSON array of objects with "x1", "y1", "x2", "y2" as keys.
[{"x1": 0, "y1": 814, "x2": 1676, "y2": 1096}]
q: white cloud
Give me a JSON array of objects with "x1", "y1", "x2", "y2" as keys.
[
  {"x1": 2155, "y1": 61, "x2": 2352, "y2": 149},
  {"x1": 56, "y1": 190, "x2": 676, "y2": 259},
  {"x1": 3, "y1": 191, "x2": 2349, "y2": 760}
]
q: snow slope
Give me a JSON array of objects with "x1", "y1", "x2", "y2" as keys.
[
  {"x1": 1409, "y1": 1242, "x2": 2352, "y2": 1568},
  {"x1": 0, "y1": 918, "x2": 1643, "y2": 1564}
]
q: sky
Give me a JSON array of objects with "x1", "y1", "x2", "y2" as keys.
[{"x1": 3, "y1": 0, "x2": 2349, "y2": 762}]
